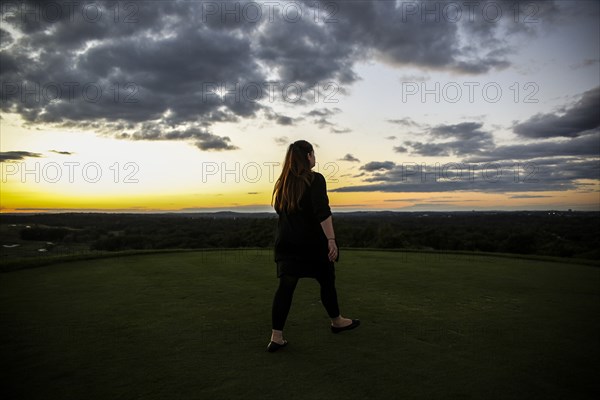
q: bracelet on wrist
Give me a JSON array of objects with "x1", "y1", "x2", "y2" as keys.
[{"x1": 327, "y1": 238, "x2": 336, "y2": 241}]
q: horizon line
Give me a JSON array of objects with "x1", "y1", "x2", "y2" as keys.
[{"x1": 1, "y1": 209, "x2": 597, "y2": 215}]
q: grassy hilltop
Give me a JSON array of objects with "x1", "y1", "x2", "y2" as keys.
[{"x1": 1, "y1": 249, "x2": 599, "y2": 400}]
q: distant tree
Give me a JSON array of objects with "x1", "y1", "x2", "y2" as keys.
[
  {"x1": 501, "y1": 232, "x2": 536, "y2": 254},
  {"x1": 20, "y1": 226, "x2": 69, "y2": 241}
]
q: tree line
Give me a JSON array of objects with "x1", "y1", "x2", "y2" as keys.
[{"x1": 3, "y1": 211, "x2": 598, "y2": 259}]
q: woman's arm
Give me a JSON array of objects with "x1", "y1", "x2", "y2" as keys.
[
  {"x1": 320, "y1": 215, "x2": 335, "y2": 239},
  {"x1": 320, "y1": 215, "x2": 338, "y2": 261}
]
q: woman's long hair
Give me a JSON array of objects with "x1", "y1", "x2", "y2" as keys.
[{"x1": 272, "y1": 140, "x2": 315, "y2": 213}]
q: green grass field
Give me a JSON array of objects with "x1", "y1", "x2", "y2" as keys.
[{"x1": 1, "y1": 250, "x2": 598, "y2": 400}]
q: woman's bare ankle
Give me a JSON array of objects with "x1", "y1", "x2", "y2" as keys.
[{"x1": 270, "y1": 329, "x2": 284, "y2": 344}]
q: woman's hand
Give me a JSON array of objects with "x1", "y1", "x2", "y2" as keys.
[
  {"x1": 328, "y1": 239, "x2": 338, "y2": 262},
  {"x1": 320, "y1": 216, "x2": 338, "y2": 262}
]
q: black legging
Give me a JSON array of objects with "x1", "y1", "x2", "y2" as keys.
[{"x1": 271, "y1": 273, "x2": 341, "y2": 330}]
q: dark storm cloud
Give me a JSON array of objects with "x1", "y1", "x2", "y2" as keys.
[
  {"x1": 264, "y1": 108, "x2": 295, "y2": 126},
  {"x1": 275, "y1": 115, "x2": 294, "y2": 125},
  {"x1": 0, "y1": 0, "x2": 566, "y2": 150},
  {"x1": 330, "y1": 126, "x2": 351, "y2": 134},
  {"x1": 255, "y1": 4, "x2": 360, "y2": 85},
  {"x1": 403, "y1": 142, "x2": 450, "y2": 156},
  {"x1": 306, "y1": 108, "x2": 341, "y2": 117},
  {"x1": 49, "y1": 150, "x2": 73, "y2": 155},
  {"x1": 360, "y1": 161, "x2": 396, "y2": 171},
  {"x1": 194, "y1": 136, "x2": 239, "y2": 151},
  {"x1": 387, "y1": 118, "x2": 419, "y2": 127},
  {"x1": 0, "y1": 1, "x2": 265, "y2": 151},
  {"x1": 0, "y1": 50, "x2": 19, "y2": 74},
  {"x1": 0, "y1": 150, "x2": 42, "y2": 162},
  {"x1": 336, "y1": 119, "x2": 599, "y2": 193},
  {"x1": 340, "y1": 153, "x2": 360, "y2": 162},
  {"x1": 122, "y1": 125, "x2": 238, "y2": 151},
  {"x1": 332, "y1": 157, "x2": 599, "y2": 193},
  {"x1": 456, "y1": 0, "x2": 562, "y2": 46},
  {"x1": 509, "y1": 195, "x2": 552, "y2": 198},
  {"x1": 274, "y1": 136, "x2": 290, "y2": 146},
  {"x1": 430, "y1": 122, "x2": 488, "y2": 140},
  {"x1": 513, "y1": 87, "x2": 600, "y2": 138},
  {"x1": 305, "y1": 0, "x2": 561, "y2": 74},
  {"x1": 0, "y1": 28, "x2": 12, "y2": 47},
  {"x1": 402, "y1": 122, "x2": 495, "y2": 157},
  {"x1": 304, "y1": 107, "x2": 348, "y2": 132},
  {"x1": 463, "y1": 131, "x2": 600, "y2": 163},
  {"x1": 385, "y1": 196, "x2": 476, "y2": 202},
  {"x1": 334, "y1": 154, "x2": 600, "y2": 193},
  {"x1": 314, "y1": 117, "x2": 333, "y2": 128}
]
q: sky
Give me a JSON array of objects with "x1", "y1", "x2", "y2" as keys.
[{"x1": 0, "y1": 0, "x2": 599, "y2": 213}]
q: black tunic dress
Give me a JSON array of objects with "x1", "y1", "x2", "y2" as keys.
[{"x1": 274, "y1": 172, "x2": 339, "y2": 278}]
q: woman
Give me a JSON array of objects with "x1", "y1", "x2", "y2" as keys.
[{"x1": 268, "y1": 140, "x2": 360, "y2": 352}]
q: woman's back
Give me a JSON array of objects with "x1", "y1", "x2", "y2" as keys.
[{"x1": 274, "y1": 171, "x2": 331, "y2": 264}]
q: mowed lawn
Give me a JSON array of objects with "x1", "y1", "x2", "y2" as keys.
[{"x1": 1, "y1": 250, "x2": 598, "y2": 400}]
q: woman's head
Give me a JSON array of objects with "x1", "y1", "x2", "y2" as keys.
[
  {"x1": 287, "y1": 140, "x2": 314, "y2": 171},
  {"x1": 272, "y1": 140, "x2": 316, "y2": 213}
]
